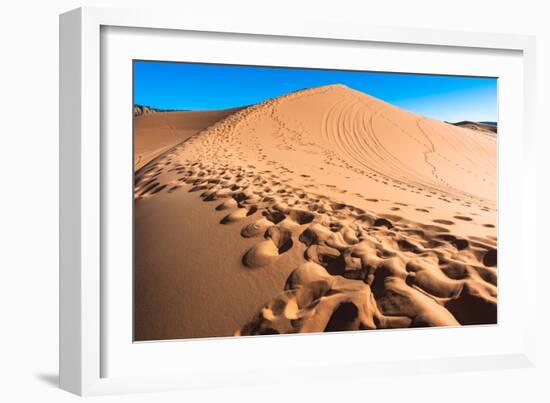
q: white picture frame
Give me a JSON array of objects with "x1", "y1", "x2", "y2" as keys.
[{"x1": 59, "y1": 6, "x2": 537, "y2": 396}]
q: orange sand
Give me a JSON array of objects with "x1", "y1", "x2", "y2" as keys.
[
  {"x1": 134, "y1": 107, "x2": 241, "y2": 170},
  {"x1": 134, "y1": 84, "x2": 497, "y2": 340}
]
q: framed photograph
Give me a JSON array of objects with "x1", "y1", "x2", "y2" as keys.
[{"x1": 60, "y1": 6, "x2": 537, "y2": 396}]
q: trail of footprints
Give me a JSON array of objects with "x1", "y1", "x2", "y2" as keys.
[{"x1": 135, "y1": 154, "x2": 498, "y2": 335}]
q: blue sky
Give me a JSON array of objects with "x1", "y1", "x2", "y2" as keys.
[{"x1": 134, "y1": 61, "x2": 497, "y2": 123}]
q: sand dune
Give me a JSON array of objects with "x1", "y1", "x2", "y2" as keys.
[
  {"x1": 451, "y1": 120, "x2": 497, "y2": 134},
  {"x1": 134, "y1": 107, "x2": 241, "y2": 170},
  {"x1": 134, "y1": 84, "x2": 497, "y2": 340},
  {"x1": 134, "y1": 104, "x2": 158, "y2": 116}
]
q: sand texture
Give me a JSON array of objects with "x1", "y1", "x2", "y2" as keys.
[
  {"x1": 134, "y1": 84, "x2": 497, "y2": 341},
  {"x1": 134, "y1": 107, "x2": 241, "y2": 170}
]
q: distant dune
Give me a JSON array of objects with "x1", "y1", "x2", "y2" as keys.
[
  {"x1": 134, "y1": 104, "x2": 159, "y2": 116},
  {"x1": 134, "y1": 84, "x2": 497, "y2": 341},
  {"x1": 134, "y1": 107, "x2": 242, "y2": 170},
  {"x1": 451, "y1": 120, "x2": 497, "y2": 134}
]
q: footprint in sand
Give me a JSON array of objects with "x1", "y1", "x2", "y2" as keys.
[
  {"x1": 242, "y1": 226, "x2": 294, "y2": 268},
  {"x1": 454, "y1": 215, "x2": 473, "y2": 221},
  {"x1": 220, "y1": 205, "x2": 258, "y2": 224},
  {"x1": 432, "y1": 219, "x2": 454, "y2": 225},
  {"x1": 216, "y1": 198, "x2": 238, "y2": 211}
]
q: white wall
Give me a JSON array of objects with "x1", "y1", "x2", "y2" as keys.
[{"x1": 1, "y1": 0, "x2": 548, "y2": 401}]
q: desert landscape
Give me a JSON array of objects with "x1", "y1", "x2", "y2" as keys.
[{"x1": 134, "y1": 83, "x2": 497, "y2": 341}]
